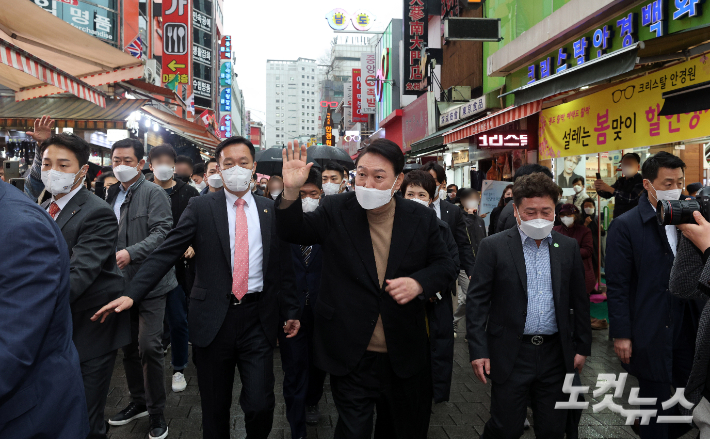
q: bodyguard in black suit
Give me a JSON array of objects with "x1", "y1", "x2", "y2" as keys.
[
  {"x1": 467, "y1": 173, "x2": 591, "y2": 439},
  {"x1": 31, "y1": 133, "x2": 130, "y2": 439},
  {"x1": 276, "y1": 139, "x2": 458, "y2": 439},
  {"x1": 93, "y1": 136, "x2": 301, "y2": 439}
]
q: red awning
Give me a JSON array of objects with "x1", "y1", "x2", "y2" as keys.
[{"x1": 443, "y1": 101, "x2": 542, "y2": 144}]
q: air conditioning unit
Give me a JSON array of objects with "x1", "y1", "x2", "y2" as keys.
[
  {"x1": 144, "y1": 59, "x2": 160, "y2": 86},
  {"x1": 441, "y1": 86, "x2": 471, "y2": 102}
]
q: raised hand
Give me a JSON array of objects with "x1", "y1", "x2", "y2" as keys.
[
  {"x1": 281, "y1": 140, "x2": 312, "y2": 200},
  {"x1": 26, "y1": 115, "x2": 54, "y2": 143}
]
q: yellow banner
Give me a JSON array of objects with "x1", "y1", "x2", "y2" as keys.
[{"x1": 539, "y1": 56, "x2": 710, "y2": 159}]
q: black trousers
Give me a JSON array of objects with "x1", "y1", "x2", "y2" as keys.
[
  {"x1": 303, "y1": 300, "x2": 327, "y2": 407},
  {"x1": 80, "y1": 350, "x2": 118, "y2": 439},
  {"x1": 426, "y1": 289, "x2": 454, "y2": 403},
  {"x1": 483, "y1": 338, "x2": 567, "y2": 439},
  {"x1": 193, "y1": 302, "x2": 275, "y2": 439},
  {"x1": 330, "y1": 351, "x2": 432, "y2": 439}
]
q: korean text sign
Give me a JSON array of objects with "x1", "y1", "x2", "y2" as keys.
[
  {"x1": 361, "y1": 53, "x2": 377, "y2": 114},
  {"x1": 352, "y1": 69, "x2": 368, "y2": 123},
  {"x1": 162, "y1": 0, "x2": 192, "y2": 87},
  {"x1": 539, "y1": 56, "x2": 710, "y2": 159},
  {"x1": 404, "y1": 0, "x2": 427, "y2": 95}
]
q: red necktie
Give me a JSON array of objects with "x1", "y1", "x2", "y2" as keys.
[
  {"x1": 48, "y1": 202, "x2": 60, "y2": 220},
  {"x1": 232, "y1": 198, "x2": 249, "y2": 300}
]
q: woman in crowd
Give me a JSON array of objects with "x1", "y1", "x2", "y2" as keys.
[
  {"x1": 571, "y1": 177, "x2": 590, "y2": 212},
  {"x1": 486, "y1": 184, "x2": 513, "y2": 235},
  {"x1": 265, "y1": 175, "x2": 284, "y2": 200},
  {"x1": 581, "y1": 197, "x2": 605, "y2": 279},
  {"x1": 553, "y1": 204, "x2": 595, "y2": 295}
]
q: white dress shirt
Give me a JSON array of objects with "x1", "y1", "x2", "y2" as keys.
[
  {"x1": 47, "y1": 185, "x2": 83, "y2": 219},
  {"x1": 432, "y1": 197, "x2": 442, "y2": 219},
  {"x1": 224, "y1": 189, "x2": 264, "y2": 294},
  {"x1": 650, "y1": 201, "x2": 678, "y2": 257}
]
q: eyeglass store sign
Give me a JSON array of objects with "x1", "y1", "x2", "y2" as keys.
[
  {"x1": 440, "y1": 96, "x2": 487, "y2": 127},
  {"x1": 32, "y1": 0, "x2": 118, "y2": 45}
]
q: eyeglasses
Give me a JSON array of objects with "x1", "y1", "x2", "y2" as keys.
[
  {"x1": 343, "y1": 135, "x2": 361, "y2": 142},
  {"x1": 612, "y1": 85, "x2": 635, "y2": 103}
]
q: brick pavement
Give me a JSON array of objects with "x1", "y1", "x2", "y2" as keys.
[{"x1": 105, "y1": 328, "x2": 698, "y2": 438}]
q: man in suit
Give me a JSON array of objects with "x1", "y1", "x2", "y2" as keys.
[
  {"x1": 201, "y1": 158, "x2": 223, "y2": 195},
  {"x1": 467, "y1": 173, "x2": 591, "y2": 439},
  {"x1": 25, "y1": 132, "x2": 130, "y2": 439},
  {"x1": 606, "y1": 152, "x2": 696, "y2": 439},
  {"x1": 0, "y1": 179, "x2": 89, "y2": 438},
  {"x1": 495, "y1": 164, "x2": 555, "y2": 233},
  {"x1": 93, "y1": 136, "x2": 301, "y2": 439},
  {"x1": 276, "y1": 139, "x2": 458, "y2": 439},
  {"x1": 322, "y1": 161, "x2": 349, "y2": 195}
]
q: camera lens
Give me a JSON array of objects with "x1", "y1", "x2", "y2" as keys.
[{"x1": 657, "y1": 199, "x2": 701, "y2": 225}]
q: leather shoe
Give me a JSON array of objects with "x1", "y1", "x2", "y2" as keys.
[
  {"x1": 108, "y1": 402, "x2": 148, "y2": 426},
  {"x1": 149, "y1": 413, "x2": 168, "y2": 439}
]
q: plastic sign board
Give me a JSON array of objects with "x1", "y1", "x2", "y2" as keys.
[
  {"x1": 361, "y1": 52, "x2": 377, "y2": 114},
  {"x1": 476, "y1": 132, "x2": 529, "y2": 148},
  {"x1": 325, "y1": 8, "x2": 376, "y2": 31},
  {"x1": 352, "y1": 69, "x2": 368, "y2": 123},
  {"x1": 162, "y1": 0, "x2": 191, "y2": 87},
  {"x1": 219, "y1": 114, "x2": 232, "y2": 139},
  {"x1": 404, "y1": 0, "x2": 427, "y2": 95},
  {"x1": 220, "y1": 36, "x2": 231, "y2": 61},
  {"x1": 322, "y1": 110, "x2": 334, "y2": 146}
]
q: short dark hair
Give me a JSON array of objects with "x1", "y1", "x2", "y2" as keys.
[
  {"x1": 582, "y1": 197, "x2": 596, "y2": 208},
  {"x1": 621, "y1": 152, "x2": 641, "y2": 164},
  {"x1": 572, "y1": 177, "x2": 585, "y2": 186},
  {"x1": 324, "y1": 161, "x2": 346, "y2": 178},
  {"x1": 215, "y1": 136, "x2": 256, "y2": 161},
  {"x1": 401, "y1": 170, "x2": 436, "y2": 199},
  {"x1": 688, "y1": 182, "x2": 703, "y2": 195},
  {"x1": 513, "y1": 164, "x2": 554, "y2": 182},
  {"x1": 148, "y1": 144, "x2": 177, "y2": 164},
  {"x1": 458, "y1": 188, "x2": 477, "y2": 200},
  {"x1": 41, "y1": 133, "x2": 91, "y2": 166},
  {"x1": 447, "y1": 184, "x2": 458, "y2": 190},
  {"x1": 421, "y1": 161, "x2": 446, "y2": 184},
  {"x1": 176, "y1": 155, "x2": 194, "y2": 169},
  {"x1": 513, "y1": 173, "x2": 560, "y2": 207},
  {"x1": 97, "y1": 171, "x2": 115, "y2": 183},
  {"x1": 355, "y1": 138, "x2": 404, "y2": 175},
  {"x1": 111, "y1": 138, "x2": 144, "y2": 161},
  {"x1": 304, "y1": 168, "x2": 322, "y2": 190},
  {"x1": 641, "y1": 151, "x2": 685, "y2": 183},
  {"x1": 193, "y1": 162, "x2": 205, "y2": 176}
]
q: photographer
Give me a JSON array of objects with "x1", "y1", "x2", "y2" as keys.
[{"x1": 670, "y1": 209, "x2": 710, "y2": 435}]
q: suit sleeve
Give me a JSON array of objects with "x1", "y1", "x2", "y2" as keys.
[
  {"x1": 579, "y1": 227, "x2": 594, "y2": 260},
  {"x1": 444, "y1": 227, "x2": 460, "y2": 269},
  {"x1": 125, "y1": 187, "x2": 173, "y2": 264},
  {"x1": 670, "y1": 235, "x2": 709, "y2": 300},
  {"x1": 605, "y1": 219, "x2": 633, "y2": 339},
  {"x1": 275, "y1": 195, "x2": 330, "y2": 245},
  {"x1": 569, "y1": 241, "x2": 592, "y2": 356},
  {"x1": 69, "y1": 206, "x2": 119, "y2": 303},
  {"x1": 453, "y1": 207, "x2": 475, "y2": 276},
  {"x1": 124, "y1": 197, "x2": 199, "y2": 302},
  {"x1": 409, "y1": 211, "x2": 458, "y2": 300},
  {"x1": 466, "y1": 237, "x2": 497, "y2": 361},
  {"x1": 278, "y1": 235, "x2": 301, "y2": 321},
  {"x1": 0, "y1": 213, "x2": 65, "y2": 398}
]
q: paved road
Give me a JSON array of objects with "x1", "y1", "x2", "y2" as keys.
[{"x1": 105, "y1": 328, "x2": 698, "y2": 438}]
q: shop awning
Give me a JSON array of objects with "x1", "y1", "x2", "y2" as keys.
[
  {"x1": 659, "y1": 80, "x2": 710, "y2": 116},
  {"x1": 0, "y1": 96, "x2": 147, "y2": 129},
  {"x1": 411, "y1": 118, "x2": 483, "y2": 156},
  {"x1": 0, "y1": 1, "x2": 144, "y2": 104},
  {"x1": 141, "y1": 105, "x2": 220, "y2": 150},
  {"x1": 499, "y1": 42, "x2": 642, "y2": 107},
  {"x1": 444, "y1": 101, "x2": 542, "y2": 144}
]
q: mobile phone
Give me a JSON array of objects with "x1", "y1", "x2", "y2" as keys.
[{"x1": 596, "y1": 172, "x2": 601, "y2": 180}]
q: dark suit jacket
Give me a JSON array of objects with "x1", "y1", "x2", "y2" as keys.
[
  {"x1": 466, "y1": 227, "x2": 592, "y2": 384},
  {"x1": 606, "y1": 193, "x2": 694, "y2": 382},
  {"x1": 290, "y1": 243, "x2": 323, "y2": 310},
  {"x1": 495, "y1": 199, "x2": 517, "y2": 234},
  {"x1": 0, "y1": 182, "x2": 88, "y2": 438},
  {"x1": 275, "y1": 193, "x2": 458, "y2": 378},
  {"x1": 439, "y1": 199, "x2": 475, "y2": 276},
  {"x1": 122, "y1": 190, "x2": 300, "y2": 348},
  {"x1": 41, "y1": 188, "x2": 130, "y2": 363}
]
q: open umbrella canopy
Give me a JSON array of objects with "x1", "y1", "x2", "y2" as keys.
[
  {"x1": 306, "y1": 145, "x2": 355, "y2": 171},
  {"x1": 255, "y1": 146, "x2": 284, "y2": 176}
]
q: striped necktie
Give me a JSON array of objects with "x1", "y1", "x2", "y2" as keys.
[{"x1": 301, "y1": 245, "x2": 312, "y2": 266}]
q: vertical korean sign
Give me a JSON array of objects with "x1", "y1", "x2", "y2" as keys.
[
  {"x1": 323, "y1": 110, "x2": 334, "y2": 146},
  {"x1": 352, "y1": 69, "x2": 368, "y2": 123},
  {"x1": 361, "y1": 52, "x2": 377, "y2": 114},
  {"x1": 404, "y1": 0, "x2": 427, "y2": 95},
  {"x1": 162, "y1": 0, "x2": 191, "y2": 89}
]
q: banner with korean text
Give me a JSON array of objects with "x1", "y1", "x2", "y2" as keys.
[
  {"x1": 361, "y1": 52, "x2": 377, "y2": 114},
  {"x1": 539, "y1": 56, "x2": 710, "y2": 159}
]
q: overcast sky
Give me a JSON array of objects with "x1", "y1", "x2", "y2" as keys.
[{"x1": 223, "y1": 0, "x2": 403, "y2": 125}]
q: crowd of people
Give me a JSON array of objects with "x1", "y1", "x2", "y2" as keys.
[{"x1": 1, "y1": 115, "x2": 710, "y2": 439}]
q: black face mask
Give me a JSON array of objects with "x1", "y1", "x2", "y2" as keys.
[{"x1": 504, "y1": 196, "x2": 513, "y2": 204}]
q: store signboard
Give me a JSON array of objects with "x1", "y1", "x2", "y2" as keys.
[
  {"x1": 440, "y1": 96, "x2": 487, "y2": 127},
  {"x1": 475, "y1": 131, "x2": 529, "y2": 148},
  {"x1": 325, "y1": 8, "x2": 376, "y2": 31},
  {"x1": 193, "y1": 0, "x2": 213, "y2": 109},
  {"x1": 539, "y1": 56, "x2": 710, "y2": 159},
  {"x1": 193, "y1": 44, "x2": 212, "y2": 65},
  {"x1": 361, "y1": 52, "x2": 377, "y2": 114},
  {"x1": 352, "y1": 69, "x2": 368, "y2": 123},
  {"x1": 219, "y1": 114, "x2": 232, "y2": 139},
  {"x1": 192, "y1": 9, "x2": 211, "y2": 32},
  {"x1": 220, "y1": 88, "x2": 231, "y2": 112},
  {"x1": 344, "y1": 80, "x2": 353, "y2": 127},
  {"x1": 403, "y1": 0, "x2": 427, "y2": 95},
  {"x1": 162, "y1": 0, "x2": 192, "y2": 88},
  {"x1": 322, "y1": 110, "x2": 334, "y2": 146},
  {"x1": 220, "y1": 62, "x2": 232, "y2": 87},
  {"x1": 220, "y1": 36, "x2": 231, "y2": 61},
  {"x1": 32, "y1": 0, "x2": 118, "y2": 45},
  {"x1": 193, "y1": 78, "x2": 211, "y2": 98},
  {"x1": 402, "y1": 93, "x2": 428, "y2": 152}
]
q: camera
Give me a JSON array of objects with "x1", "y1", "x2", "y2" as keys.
[{"x1": 657, "y1": 186, "x2": 710, "y2": 225}]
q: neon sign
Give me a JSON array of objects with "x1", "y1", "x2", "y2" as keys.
[{"x1": 376, "y1": 48, "x2": 390, "y2": 102}]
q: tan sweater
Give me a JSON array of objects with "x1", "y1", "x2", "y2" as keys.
[{"x1": 365, "y1": 199, "x2": 396, "y2": 353}]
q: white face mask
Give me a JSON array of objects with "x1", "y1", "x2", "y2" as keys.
[
  {"x1": 648, "y1": 181, "x2": 682, "y2": 203},
  {"x1": 322, "y1": 182, "x2": 341, "y2": 196},
  {"x1": 409, "y1": 197, "x2": 430, "y2": 208},
  {"x1": 584, "y1": 207, "x2": 595, "y2": 215},
  {"x1": 622, "y1": 165, "x2": 638, "y2": 177},
  {"x1": 355, "y1": 178, "x2": 397, "y2": 210},
  {"x1": 573, "y1": 185, "x2": 583, "y2": 194},
  {"x1": 207, "y1": 173, "x2": 223, "y2": 188},
  {"x1": 152, "y1": 164, "x2": 174, "y2": 182},
  {"x1": 561, "y1": 216, "x2": 575, "y2": 227},
  {"x1": 438, "y1": 189, "x2": 447, "y2": 201},
  {"x1": 113, "y1": 164, "x2": 140, "y2": 183},
  {"x1": 194, "y1": 181, "x2": 207, "y2": 191},
  {"x1": 515, "y1": 206, "x2": 555, "y2": 240},
  {"x1": 270, "y1": 188, "x2": 282, "y2": 199},
  {"x1": 302, "y1": 197, "x2": 320, "y2": 213},
  {"x1": 41, "y1": 168, "x2": 84, "y2": 196},
  {"x1": 220, "y1": 164, "x2": 253, "y2": 192},
  {"x1": 463, "y1": 199, "x2": 479, "y2": 210},
  {"x1": 260, "y1": 183, "x2": 267, "y2": 189}
]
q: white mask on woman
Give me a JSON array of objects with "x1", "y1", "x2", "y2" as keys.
[
  {"x1": 355, "y1": 178, "x2": 397, "y2": 210},
  {"x1": 302, "y1": 197, "x2": 320, "y2": 213},
  {"x1": 561, "y1": 216, "x2": 575, "y2": 227},
  {"x1": 207, "y1": 174, "x2": 223, "y2": 188},
  {"x1": 41, "y1": 169, "x2": 84, "y2": 195},
  {"x1": 220, "y1": 164, "x2": 253, "y2": 192},
  {"x1": 515, "y1": 206, "x2": 555, "y2": 240},
  {"x1": 113, "y1": 164, "x2": 140, "y2": 183},
  {"x1": 410, "y1": 197, "x2": 430, "y2": 208}
]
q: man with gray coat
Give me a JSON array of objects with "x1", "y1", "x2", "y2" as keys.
[{"x1": 105, "y1": 138, "x2": 175, "y2": 439}]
